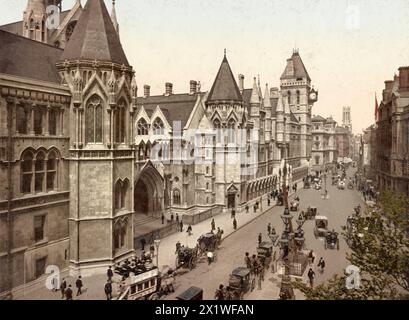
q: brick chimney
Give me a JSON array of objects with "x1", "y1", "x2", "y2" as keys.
[
  {"x1": 189, "y1": 80, "x2": 197, "y2": 95},
  {"x1": 383, "y1": 80, "x2": 393, "y2": 101},
  {"x1": 238, "y1": 74, "x2": 244, "y2": 93},
  {"x1": 398, "y1": 67, "x2": 409, "y2": 91},
  {"x1": 143, "y1": 85, "x2": 150, "y2": 98},
  {"x1": 165, "y1": 82, "x2": 173, "y2": 96},
  {"x1": 270, "y1": 87, "x2": 279, "y2": 98}
]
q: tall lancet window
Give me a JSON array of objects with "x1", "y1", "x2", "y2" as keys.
[
  {"x1": 115, "y1": 101, "x2": 126, "y2": 143},
  {"x1": 85, "y1": 95, "x2": 103, "y2": 144},
  {"x1": 296, "y1": 90, "x2": 300, "y2": 104}
]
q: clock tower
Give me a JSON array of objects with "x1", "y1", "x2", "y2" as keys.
[{"x1": 280, "y1": 49, "x2": 318, "y2": 165}]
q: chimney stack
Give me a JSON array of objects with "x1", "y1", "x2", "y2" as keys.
[
  {"x1": 270, "y1": 87, "x2": 279, "y2": 98},
  {"x1": 189, "y1": 80, "x2": 198, "y2": 95},
  {"x1": 398, "y1": 67, "x2": 409, "y2": 91},
  {"x1": 238, "y1": 74, "x2": 245, "y2": 93},
  {"x1": 165, "y1": 82, "x2": 173, "y2": 96},
  {"x1": 143, "y1": 85, "x2": 150, "y2": 98}
]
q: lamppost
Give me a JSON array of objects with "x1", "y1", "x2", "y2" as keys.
[{"x1": 154, "y1": 239, "x2": 161, "y2": 270}]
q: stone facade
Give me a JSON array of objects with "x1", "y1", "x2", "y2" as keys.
[
  {"x1": 311, "y1": 115, "x2": 337, "y2": 172},
  {"x1": 0, "y1": 0, "x2": 318, "y2": 295}
]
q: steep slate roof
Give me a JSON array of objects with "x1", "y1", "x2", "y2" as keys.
[
  {"x1": 290, "y1": 112, "x2": 299, "y2": 123},
  {"x1": 312, "y1": 115, "x2": 326, "y2": 122},
  {"x1": 207, "y1": 55, "x2": 243, "y2": 103},
  {"x1": 136, "y1": 93, "x2": 204, "y2": 128},
  {"x1": 60, "y1": 0, "x2": 129, "y2": 66},
  {"x1": 281, "y1": 51, "x2": 311, "y2": 82},
  {"x1": 0, "y1": 30, "x2": 62, "y2": 83}
]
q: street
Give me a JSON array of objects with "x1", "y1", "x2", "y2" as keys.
[{"x1": 166, "y1": 168, "x2": 364, "y2": 300}]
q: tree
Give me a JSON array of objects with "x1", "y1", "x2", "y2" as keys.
[{"x1": 293, "y1": 189, "x2": 409, "y2": 300}]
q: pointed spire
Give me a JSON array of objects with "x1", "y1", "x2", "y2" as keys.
[
  {"x1": 257, "y1": 74, "x2": 263, "y2": 100},
  {"x1": 250, "y1": 77, "x2": 260, "y2": 104},
  {"x1": 60, "y1": 0, "x2": 129, "y2": 66},
  {"x1": 207, "y1": 53, "x2": 242, "y2": 103},
  {"x1": 276, "y1": 95, "x2": 284, "y2": 113},
  {"x1": 281, "y1": 50, "x2": 311, "y2": 82},
  {"x1": 264, "y1": 84, "x2": 271, "y2": 108},
  {"x1": 111, "y1": 0, "x2": 120, "y2": 36},
  {"x1": 108, "y1": 68, "x2": 117, "y2": 89}
]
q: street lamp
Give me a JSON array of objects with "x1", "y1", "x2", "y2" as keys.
[
  {"x1": 280, "y1": 207, "x2": 293, "y2": 226},
  {"x1": 154, "y1": 239, "x2": 161, "y2": 270}
]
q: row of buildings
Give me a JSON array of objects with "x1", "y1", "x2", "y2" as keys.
[
  {"x1": 360, "y1": 66, "x2": 409, "y2": 195},
  {"x1": 0, "y1": 0, "x2": 320, "y2": 296}
]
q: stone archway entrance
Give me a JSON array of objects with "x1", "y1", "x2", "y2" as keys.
[{"x1": 134, "y1": 161, "x2": 164, "y2": 217}]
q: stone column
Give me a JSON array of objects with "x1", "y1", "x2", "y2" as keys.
[
  {"x1": 59, "y1": 108, "x2": 64, "y2": 137},
  {"x1": 30, "y1": 104, "x2": 36, "y2": 136},
  {"x1": 44, "y1": 104, "x2": 50, "y2": 136}
]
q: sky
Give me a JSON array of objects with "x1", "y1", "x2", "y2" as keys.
[{"x1": 1, "y1": 0, "x2": 409, "y2": 134}]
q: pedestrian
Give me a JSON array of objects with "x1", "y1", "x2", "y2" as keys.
[
  {"x1": 75, "y1": 276, "x2": 83, "y2": 296},
  {"x1": 140, "y1": 238, "x2": 146, "y2": 251},
  {"x1": 179, "y1": 220, "x2": 183, "y2": 232},
  {"x1": 51, "y1": 276, "x2": 58, "y2": 292},
  {"x1": 317, "y1": 257, "x2": 325, "y2": 273},
  {"x1": 175, "y1": 241, "x2": 181, "y2": 254},
  {"x1": 233, "y1": 218, "x2": 237, "y2": 230},
  {"x1": 308, "y1": 250, "x2": 315, "y2": 265},
  {"x1": 161, "y1": 214, "x2": 165, "y2": 225},
  {"x1": 253, "y1": 204, "x2": 257, "y2": 213},
  {"x1": 171, "y1": 213, "x2": 174, "y2": 223},
  {"x1": 207, "y1": 251, "x2": 214, "y2": 265},
  {"x1": 231, "y1": 209, "x2": 236, "y2": 219},
  {"x1": 107, "y1": 266, "x2": 113, "y2": 281},
  {"x1": 267, "y1": 223, "x2": 271, "y2": 235},
  {"x1": 187, "y1": 225, "x2": 192, "y2": 236},
  {"x1": 215, "y1": 284, "x2": 225, "y2": 300},
  {"x1": 245, "y1": 205, "x2": 249, "y2": 214},
  {"x1": 104, "y1": 280, "x2": 113, "y2": 300},
  {"x1": 267, "y1": 198, "x2": 271, "y2": 206},
  {"x1": 308, "y1": 268, "x2": 315, "y2": 288},
  {"x1": 176, "y1": 213, "x2": 179, "y2": 223},
  {"x1": 150, "y1": 243, "x2": 155, "y2": 258},
  {"x1": 211, "y1": 219, "x2": 215, "y2": 231},
  {"x1": 65, "y1": 284, "x2": 73, "y2": 300},
  {"x1": 60, "y1": 278, "x2": 67, "y2": 299},
  {"x1": 244, "y1": 252, "x2": 251, "y2": 269},
  {"x1": 258, "y1": 233, "x2": 262, "y2": 245}
]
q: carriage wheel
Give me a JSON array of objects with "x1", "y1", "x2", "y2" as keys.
[
  {"x1": 189, "y1": 256, "x2": 196, "y2": 270},
  {"x1": 148, "y1": 293, "x2": 160, "y2": 300}
]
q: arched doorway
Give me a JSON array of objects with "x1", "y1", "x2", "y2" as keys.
[{"x1": 134, "y1": 161, "x2": 164, "y2": 217}]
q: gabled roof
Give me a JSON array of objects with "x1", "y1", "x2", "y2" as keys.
[
  {"x1": 312, "y1": 115, "x2": 326, "y2": 122},
  {"x1": 290, "y1": 112, "x2": 299, "y2": 123},
  {"x1": 207, "y1": 55, "x2": 243, "y2": 103},
  {"x1": 136, "y1": 93, "x2": 205, "y2": 128},
  {"x1": 0, "y1": 30, "x2": 62, "y2": 83},
  {"x1": 281, "y1": 51, "x2": 311, "y2": 81},
  {"x1": 60, "y1": 0, "x2": 129, "y2": 66}
]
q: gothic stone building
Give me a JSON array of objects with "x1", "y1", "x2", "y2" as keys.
[{"x1": 0, "y1": 0, "x2": 318, "y2": 296}]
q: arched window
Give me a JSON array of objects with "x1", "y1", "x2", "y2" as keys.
[
  {"x1": 152, "y1": 118, "x2": 164, "y2": 135},
  {"x1": 227, "y1": 119, "x2": 236, "y2": 143},
  {"x1": 114, "y1": 222, "x2": 121, "y2": 250},
  {"x1": 46, "y1": 151, "x2": 57, "y2": 191},
  {"x1": 29, "y1": 19, "x2": 35, "y2": 39},
  {"x1": 214, "y1": 119, "x2": 222, "y2": 143},
  {"x1": 85, "y1": 96, "x2": 103, "y2": 144},
  {"x1": 41, "y1": 20, "x2": 45, "y2": 42},
  {"x1": 114, "y1": 180, "x2": 122, "y2": 210},
  {"x1": 120, "y1": 218, "x2": 128, "y2": 247},
  {"x1": 114, "y1": 103, "x2": 126, "y2": 143},
  {"x1": 173, "y1": 189, "x2": 181, "y2": 205},
  {"x1": 287, "y1": 91, "x2": 291, "y2": 105},
  {"x1": 65, "y1": 20, "x2": 77, "y2": 42},
  {"x1": 137, "y1": 118, "x2": 148, "y2": 135},
  {"x1": 122, "y1": 179, "x2": 129, "y2": 209},
  {"x1": 49, "y1": 109, "x2": 57, "y2": 136},
  {"x1": 21, "y1": 151, "x2": 34, "y2": 193},
  {"x1": 16, "y1": 105, "x2": 28, "y2": 134},
  {"x1": 296, "y1": 90, "x2": 300, "y2": 104},
  {"x1": 206, "y1": 182, "x2": 209, "y2": 190},
  {"x1": 35, "y1": 152, "x2": 46, "y2": 193},
  {"x1": 138, "y1": 144, "x2": 145, "y2": 160}
]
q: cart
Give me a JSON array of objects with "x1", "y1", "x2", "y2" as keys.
[
  {"x1": 175, "y1": 246, "x2": 198, "y2": 270},
  {"x1": 198, "y1": 232, "x2": 219, "y2": 254},
  {"x1": 306, "y1": 206, "x2": 317, "y2": 220},
  {"x1": 227, "y1": 267, "x2": 255, "y2": 300},
  {"x1": 324, "y1": 230, "x2": 340, "y2": 250},
  {"x1": 117, "y1": 267, "x2": 160, "y2": 300},
  {"x1": 314, "y1": 216, "x2": 329, "y2": 238},
  {"x1": 257, "y1": 241, "x2": 273, "y2": 270},
  {"x1": 176, "y1": 286, "x2": 203, "y2": 300},
  {"x1": 290, "y1": 200, "x2": 299, "y2": 212}
]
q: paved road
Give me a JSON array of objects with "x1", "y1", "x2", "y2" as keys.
[{"x1": 167, "y1": 168, "x2": 364, "y2": 300}]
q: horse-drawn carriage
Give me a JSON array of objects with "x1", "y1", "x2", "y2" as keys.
[
  {"x1": 117, "y1": 267, "x2": 161, "y2": 300},
  {"x1": 305, "y1": 206, "x2": 317, "y2": 220},
  {"x1": 175, "y1": 246, "x2": 198, "y2": 270},
  {"x1": 290, "y1": 200, "x2": 299, "y2": 212},
  {"x1": 197, "y1": 232, "x2": 219, "y2": 254},
  {"x1": 227, "y1": 267, "x2": 255, "y2": 300},
  {"x1": 324, "y1": 230, "x2": 340, "y2": 250},
  {"x1": 257, "y1": 241, "x2": 274, "y2": 270},
  {"x1": 314, "y1": 216, "x2": 329, "y2": 238}
]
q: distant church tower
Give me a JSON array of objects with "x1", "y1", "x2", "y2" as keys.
[
  {"x1": 280, "y1": 49, "x2": 318, "y2": 165},
  {"x1": 23, "y1": 0, "x2": 48, "y2": 42},
  {"x1": 342, "y1": 106, "x2": 352, "y2": 133}
]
